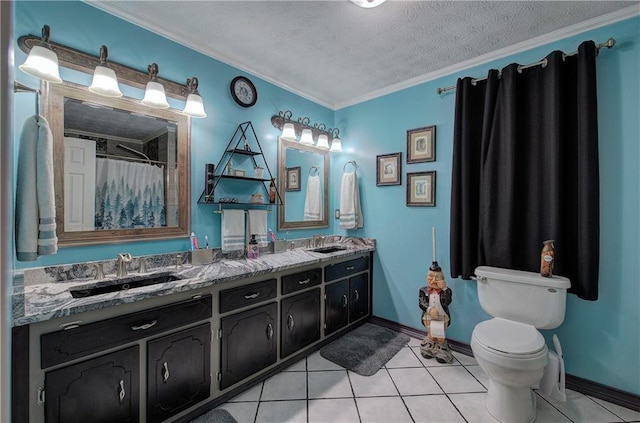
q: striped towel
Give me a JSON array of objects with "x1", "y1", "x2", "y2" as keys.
[
  {"x1": 16, "y1": 115, "x2": 58, "y2": 261},
  {"x1": 247, "y1": 209, "x2": 268, "y2": 247},
  {"x1": 339, "y1": 171, "x2": 363, "y2": 230},
  {"x1": 304, "y1": 175, "x2": 322, "y2": 221},
  {"x1": 221, "y1": 209, "x2": 245, "y2": 252}
]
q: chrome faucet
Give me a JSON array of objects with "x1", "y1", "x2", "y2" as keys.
[
  {"x1": 312, "y1": 235, "x2": 325, "y2": 248},
  {"x1": 116, "y1": 253, "x2": 132, "y2": 277}
]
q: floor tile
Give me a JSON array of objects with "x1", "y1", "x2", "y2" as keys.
[
  {"x1": 308, "y1": 370, "x2": 353, "y2": 399},
  {"x1": 308, "y1": 398, "x2": 360, "y2": 423},
  {"x1": 384, "y1": 346, "x2": 424, "y2": 368},
  {"x1": 228, "y1": 382, "x2": 263, "y2": 402},
  {"x1": 388, "y1": 367, "x2": 443, "y2": 395},
  {"x1": 534, "y1": 395, "x2": 573, "y2": 422},
  {"x1": 255, "y1": 400, "x2": 307, "y2": 423},
  {"x1": 428, "y1": 365, "x2": 486, "y2": 393},
  {"x1": 453, "y1": 350, "x2": 478, "y2": 365},
  {"x1": 216, "y1": 402, "x2": 259, "y2": 423},
  {"x1": 449, "y1": 392, "x2": 500, "y2": 423},
  {"x1": 349, "y1": 369, "x2": 399, "y2": 397},
  {"x1": 261, "y1": 372, "x2": 307, "y2": 401},
  {"x1": 283, "y1": 357, "x2": 307, "y2": 372},
  {"x1": 404, "y1": 394, "x2": 466, "y2": 422},
  {"x1": 307, "y1": 350, "x2": 345, "y2": 371},
  {"x1": 543, "y1": 389, "x2": 624, "y2": 423},
  {"x1": 356, "y1": 396, "x2": 413, "y2": 423},
  {"x1": 407, "y1": 336, "x2": 423, "y2": 348},
  {"x1": 590, "y1": 396, "x2": 640, "y2": 422},
  {"x1": 410, "y1": 346, "x2": 461, "y2": 367},
  {"x1": 465, "y1": 364, "x2": 490, "y2": 389}
]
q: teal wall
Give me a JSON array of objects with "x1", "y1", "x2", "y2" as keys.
[
  {"x1": 335, "y1": 17, "x2": 640, "y2": 395},
  {"x1": 12, "y1": 1, "x2": 639, "y2": 395},
  {"x1": 13, "y1": 1, "x2": 335, "y2": 269}
]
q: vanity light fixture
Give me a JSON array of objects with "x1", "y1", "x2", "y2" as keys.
[
  {"x1": 88, "y1": 45, "x2": 123, "y2": 97},
  {"x1": 182, "y1": 77, "x2": 207, "y2": 118},
  {"x1": 270, "y1": 110, "x2": 343, "y2": 152},
  {"x1": 18, "y1": 25, "x2": 62, "y2": 83},
  {"x1": 330, "y1": 129, "x2": 343, "y2": 152},
  {"x1": 141, "y1": 63, "x2": 170, "y2": 109},
  {"x1": 350, "y1": 0, "x2": 387, "y2": 8}
]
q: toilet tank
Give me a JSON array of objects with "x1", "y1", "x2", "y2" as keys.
[{"x1": 474, "y1": 266, "x2": 571, "y2": 329}]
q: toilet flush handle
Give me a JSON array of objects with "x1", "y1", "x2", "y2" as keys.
[{"x1": 471, "y1": 275, "x2": 487, "y2": 283}]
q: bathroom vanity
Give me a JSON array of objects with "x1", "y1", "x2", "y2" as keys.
[{"x1": 11, "y1": 239, "x2": 374, "y2": 423}]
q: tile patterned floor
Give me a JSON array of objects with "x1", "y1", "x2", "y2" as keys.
[{"x1": 210, "y1": 336, "x2": 640, "y2": 423}]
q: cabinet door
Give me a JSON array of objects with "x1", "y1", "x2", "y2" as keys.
[
  {"x1": 350, "y1": 273, "x2": 369, "y2": 322},
  {"x1": 45, "y1": 346, "x2": 139, "y2": 423},
  {"x1": 147, "y1": 323, "x2": 211, "y2": 423},
  {"x1": 220, "y1": 302, "x2": 277, "y2": 390},
  {"x1": 324, "y1": 280, "x2": 349, "y2": 335},
  {"x1": 281, "y1": 288, "x2": 321, "y2": 358}
]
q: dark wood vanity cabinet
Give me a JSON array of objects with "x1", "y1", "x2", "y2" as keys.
[
  {"x1": 324, "y1": 256, "x2": 371, "y2": 335},
  {"x1": 219, "y1": 302, "x2": 278, "y2": 390},
  {"x1": 147, "y1": 323, "x2": 211, "y2": 423},
  {"x1": 280, "y1": 288, "x2": 321, "y2": 358},
  {"x1": 44, "y1": 346, "x2": 140, "y2": 423}
]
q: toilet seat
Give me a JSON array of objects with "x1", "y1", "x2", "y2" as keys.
[{"x1": 474, "y1": 318, "x2": 546, "y2": 355}]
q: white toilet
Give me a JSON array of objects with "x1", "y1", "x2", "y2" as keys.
[{"x1": 471, "y1": 266, "x2": 570, "y2": 423}]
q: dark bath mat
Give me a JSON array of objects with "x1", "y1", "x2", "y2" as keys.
[
  {"x1": 320, "y1": 322, "x2": 410, "y2": 376},
  {"x1": 189, "y1": 408, "x2": 237, "y2": 423}
]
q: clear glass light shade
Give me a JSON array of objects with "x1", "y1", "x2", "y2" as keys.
[
  {"x1": 19, "y1": 45, "x2": 62, "y2": 83},
  {"x1": 142, "y1": 81, "x2": 170, "y2": 109},
  {"x1": 88, "y1": 65, "x2": 123, "y2": 97},
  {"x1": 183, "y1": 93, "x2": 207, "y2": 118},
  {"x1": 299, "y1": 129, "x2": 314, "y2": 146},
  {"x1": 281, "y1": 123, "x2": 296, "y2": 140},
  {"x1": 316, "y1": 134, "x2": 330, "y2": 150},
  {"x1": 330, "y1": 137, "x2": 343, "y2": 152},
  {"x1": 350, "y1": 0, "x2": 386, "y2": 7}
]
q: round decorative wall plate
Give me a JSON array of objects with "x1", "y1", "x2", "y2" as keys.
[{"x1": 230, "y1": 76, "x2": 257, "y2": 108}]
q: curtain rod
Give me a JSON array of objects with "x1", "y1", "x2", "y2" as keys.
[
  {"x1": 436, "y1": 38, "x2": 615, "y2": 95},
  {"x1": 96, "y1": 153, "x2": 165, "y2": 166}
]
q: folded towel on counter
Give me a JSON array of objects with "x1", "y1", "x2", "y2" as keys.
[
  {"x1": 221, "y1": 209, "x2": 245, "y2": 251},
  {"x1": 247, "y1": 209, "x2": 268, "y2": 247},
  {"x1": 339, "y1": 171, "x2": 363, "y2": 230},
  {"x1": 16, "y1": 115, "x2": 58, "y2": 261},
  {"x1": 304, "y1": 174, "x2": 322, "y2": 221}
]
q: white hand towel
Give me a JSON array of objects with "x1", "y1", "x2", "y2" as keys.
[
  {"x1": 339, "y1": 172, "x2": 363, "y2": 229},
  {"x1": 16, "y1": 115, "x2": 58, "y2": 261},
  {"x1": 247, "y1": 209, "x2": 268, "y2": 247},
  {"x1": 221, "y1": 209, "x2": 245, "y2": 251},
  {"x1": 304, "y1": 174, "x2": 322, "y2": 221}
]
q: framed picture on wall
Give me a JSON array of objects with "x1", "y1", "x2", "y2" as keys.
[
  {"x1": 406, "y1": 171, "x2": 436, "y2": 207},
  {"x1": 407, "y1": 125, "x2": 436, "y2": 163},
  {"x1": 376, "y1": 153, "x2": 402, "y2": 186},
  {"x1": 285, "y1": 166, "x2": 301, "y2": 191}
]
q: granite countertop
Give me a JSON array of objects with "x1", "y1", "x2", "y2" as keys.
[{"x1": 12, "y1": 238, "x2": 375, "y2": 327}]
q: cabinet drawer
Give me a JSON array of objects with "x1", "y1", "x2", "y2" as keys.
[
  {"x1": 325, "y1": 256, "x2": 369, "y2": 282},
  {"x1": 282, "y1": 268, "x2": 321, "y2": 295},
  {"x1": 219, "y1": 278, "x2": 277, "y2": 314},
  {"x1": 41, "y1": 295, "x2": 212, "y2": 369}
]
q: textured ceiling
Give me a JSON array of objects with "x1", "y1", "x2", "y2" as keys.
[{"x1": 89, "y1": 1, "x2": 639, "y2": 109}]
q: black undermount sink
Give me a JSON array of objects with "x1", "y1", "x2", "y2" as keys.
[
  {"x1": 70, "y1": 273, "x2": 182, "y2": 298},
  {"x1": 310, "y1": 245, "x2": 347, "y2": 254}
]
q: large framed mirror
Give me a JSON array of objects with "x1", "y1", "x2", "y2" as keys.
[
  {"x1": 277, "y1": 137, "x2": 329, "y2": 230},
  {"x1": 44, "y1": 81, "x2": 191, "y2": 246}
]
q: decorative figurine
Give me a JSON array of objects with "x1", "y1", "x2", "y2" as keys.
[{"x1": 419, "y1": 227, "x2": 454, "y2": 364}]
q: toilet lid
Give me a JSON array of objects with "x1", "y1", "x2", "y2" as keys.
[{"x1": 474, "y1": 318, "x2": 546, "y2": 355}]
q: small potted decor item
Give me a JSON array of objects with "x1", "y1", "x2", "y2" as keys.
[{"x1": 540, "y1": 240, "x2": 555, "y2": 277}]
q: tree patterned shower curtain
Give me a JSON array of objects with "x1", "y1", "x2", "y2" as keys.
[{"x1": 94, "y1": 158, "x2": 166, "y2": 229}]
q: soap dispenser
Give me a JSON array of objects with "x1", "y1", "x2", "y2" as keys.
[{"x1": 247, "y1": 234, "x2": 260, "y2": 259}]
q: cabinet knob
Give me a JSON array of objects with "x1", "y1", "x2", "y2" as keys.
[
  {"x1": 244, "y1": 292, "x2": 260, "y2": 300},
  {"x1": 162, "y1": 362, "x2": 170, "y2": 382},
  {"x1": 130, "y1": 320, "x2": 158, "y2": 331},
  {"x1": 287, "y1": 314, "x2": 295, "y2": 330},
  {"x1": 118, "y1": 380, "x2": 126, "y2": 402},
  {"x1": 354, "y1": 289, "x2": 360, "y2": 302},
  {"x1": 342, "y1": 294, "x2": 348, "y2": 308},
  {"x1": 266, "y1": 323, "x2": 274, "y2": 340},
  {"x1": 298, "y1": 278, "x2": 311, "y2": 285}
]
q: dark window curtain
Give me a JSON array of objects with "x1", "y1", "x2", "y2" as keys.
[{"x1": 450, "y1": 41, "x2": 600, "y2": 300}]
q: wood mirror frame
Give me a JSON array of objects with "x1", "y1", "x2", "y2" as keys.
[
  {"x1": 277, "y1": 137, "x2": 329, "y2": 230},
  {"x1": 43, "y1": 81, "x2": 191, "y2": 246}
]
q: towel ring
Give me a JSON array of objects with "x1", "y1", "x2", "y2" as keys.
[
  {"x1": 343, "y1": 160, "x2": 357, "y2": 172},
  {"x1": 309, "y1": 165, "x2": 319, "y2": 176}
]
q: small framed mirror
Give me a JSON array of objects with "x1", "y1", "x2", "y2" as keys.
[
  {"x1": 277, "y1": 137, "x2": 329, "y2": 230},
  {"x1": 44, "y1": 82, "x2": 191, "y2": 246}
]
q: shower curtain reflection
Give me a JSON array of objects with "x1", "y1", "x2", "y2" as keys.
[{"x1": 94, "y1": 158, "x2": 166, "y2": 229}]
